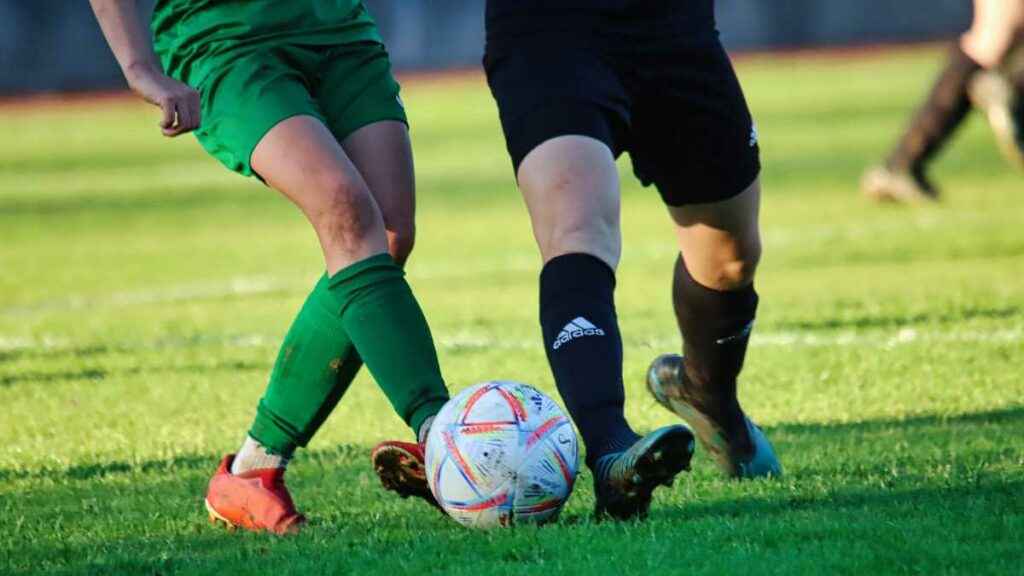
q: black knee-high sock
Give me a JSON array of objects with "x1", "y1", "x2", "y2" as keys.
[
  {"x1": 886, "y1": 43, "x2": 981, "y2": 177},
  {"x1": 540, "y1": 253, "x2": 639, "y2": 468},
  {"x1": 673, "y1": 255, "x2": 758, "y2": 453}
]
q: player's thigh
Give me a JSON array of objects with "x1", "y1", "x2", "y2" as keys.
[
  {"x1": 252, "y1": 115, "x2": 387, "y2": 272},
  {"x1": 517, "y1": 135, "x2": 622, "y2": 268},
  {"x1": 485, "y1": 44, "x2": 629, "y2": 267},
  {"x1": 972, "y1": 0, "x2": 1024, "y2": 32},
  {"x1": 668, "y1": 179, "x2": 762, "y2": 290},
  {"x1": 963, "y1": 0, "x2": 1024, "y2": 67}
]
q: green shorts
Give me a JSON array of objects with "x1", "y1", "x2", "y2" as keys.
[{"x1": 164, "y1": 39, "x2": 406, "y2": 177}]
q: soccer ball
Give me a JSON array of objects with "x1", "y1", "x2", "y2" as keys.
[{"x1": 424, "y1": 380, "x2": 578, "y2": 529}]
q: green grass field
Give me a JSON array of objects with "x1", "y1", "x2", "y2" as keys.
[{"x1": 1, "y1": 47, "x2": 1022, "y2": 575}]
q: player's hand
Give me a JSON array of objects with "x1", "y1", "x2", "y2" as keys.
[{"x1": 125, "y1": 64, "x2": 201, "y2": 137}]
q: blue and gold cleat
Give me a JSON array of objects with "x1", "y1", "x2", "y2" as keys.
[
  {"x1": 593, "y1": 425, "x2": 695, "y2": 521},
  {"x1": 647, "y1": 353, "x2": 781, "y2": 479}
]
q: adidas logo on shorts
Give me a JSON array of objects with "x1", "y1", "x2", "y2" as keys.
[{"x1": 552, "y1": 317, "x2": 606, "y2": 350}]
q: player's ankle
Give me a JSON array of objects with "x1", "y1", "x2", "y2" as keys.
[
  {"x1": 586, "y1": 427, "x2": 641, "y2": 471},
  {"x1": 721, "y1": 405, "x2": 754, "y2": 459},
  {"x1": 231, "y1": 435, "x2": 291, "y2": 474},
  {"x1": 417, "y1": 415, "x2": 436, "y2": 445}
]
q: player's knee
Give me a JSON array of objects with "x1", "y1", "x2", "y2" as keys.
[
  {"x1": 311, "y1": 173, "x2": 382, "y2": 247},
  {"x1": 545, "y1": 220, "x2": 621, "y2": 269},
  {"x1": 388, "y1": 224, "x2": 416, "y2": 267},
  {"x1": 962, "y1": 26, "x2": 1020, "y2": 67},
  {"x1": 714, "y1": 239, "x2": 761, "y2": 290}
]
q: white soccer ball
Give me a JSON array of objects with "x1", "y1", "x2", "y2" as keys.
[{"x1": 424, "y1": 380, "x2": 579, "y2": 529}]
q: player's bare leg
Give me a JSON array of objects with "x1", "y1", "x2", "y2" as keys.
[
  {"x1": 341, "y1": 120, "x2": 418, "y2": 267},
  {"x1": 518, "y1": 135, "x2": 622, "y2": 268},
  {"x1": 253, "y1": 116, "x2": 390, "y2": 275},
  {"x1": 519, "y1": 135, "x2": 694, "y2": 520},
  {"x1": 646, "y1": 178, "x2": 781, "y2": 479}
]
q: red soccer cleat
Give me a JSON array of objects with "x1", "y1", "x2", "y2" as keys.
[
  {"x1": 370, "y1": 440, "x2": 440, "y2": 509},
  {"x1": 204, "y1": 454, "x2": 306, "y2": 535}
]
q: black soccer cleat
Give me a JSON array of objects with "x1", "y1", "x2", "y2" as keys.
[{"x1": 592, "y1": 425, "x2": 695, "y2": 521}]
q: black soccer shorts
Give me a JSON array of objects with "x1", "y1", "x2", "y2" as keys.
[{"x1": 484, "y1": 11, "x2": 761, "y2": 206}]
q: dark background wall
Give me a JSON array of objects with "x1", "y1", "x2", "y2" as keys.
[{"x1": 0, "y1": 0, "x2": 973, "y2": 94}]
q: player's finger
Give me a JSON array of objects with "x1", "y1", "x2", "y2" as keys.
[
  {"x1": 157, "y1": 98, "x2": 176, "y2": 130},
  {"x1": 161, "y1": 102, "x2": 183, "y2": 137},
  {"x1": 176, "y1": 100, "x2": 195, "y2": 134},
  {"x1": 163, "y1": 122, "x2": 189, "y2": 137}
]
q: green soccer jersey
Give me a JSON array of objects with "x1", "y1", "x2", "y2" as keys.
[{"x1": 152, "y1": 0, "x2": 382, "y2": 83}]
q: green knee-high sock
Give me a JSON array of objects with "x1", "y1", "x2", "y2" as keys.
[
  {"x1": 247, "y1": 254, "x2": 448, "y2": 456},
  {"x1": 248, "y1": 275, "x2": 364, "y2": 456},
  {"x1": 328, "y1": 254, "x2": 449, "y2": 435}
]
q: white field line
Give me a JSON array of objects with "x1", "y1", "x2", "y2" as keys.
[
  {"x1": 0, "y1": 264, "x2": 544, "y2": 316},
  {"x1": 439, "y1": 327, "x2": 1024, "y2": 351},
  {"x1": 0, "y1": 276, "x2": 299, "y2": 316},
  {"x1": 1, "y1": 327, "x2": 1020, "y2": 355},
  {"x1": 0, "y1": 261, "x2": 548, "y2": 316}
]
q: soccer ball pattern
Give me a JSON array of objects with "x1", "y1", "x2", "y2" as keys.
[{"x1": 424, "y1": 380, "x2": 578, "y2": 529}]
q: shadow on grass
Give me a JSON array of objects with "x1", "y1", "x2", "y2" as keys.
[
  {"x1": 771, "y1": 403, "x2": 1024, "y2": 434},
  {"x1": 0, "y1": 344, "x2": 113, "y2": 364},
  {"x1": 659, "y1": 477, "x2": 1024, "y2": 526},
  {"x1": 0, "y1": 359, "x2": 269, "y2": 388}
]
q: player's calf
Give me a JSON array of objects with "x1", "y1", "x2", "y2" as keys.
[{"x1": 669, "y1": 252, "x2": 759, "y2": 455}]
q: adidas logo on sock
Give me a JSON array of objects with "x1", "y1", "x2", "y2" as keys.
[{"x1": 552, "y1": 317, "x2": 605, "y2": 350}]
